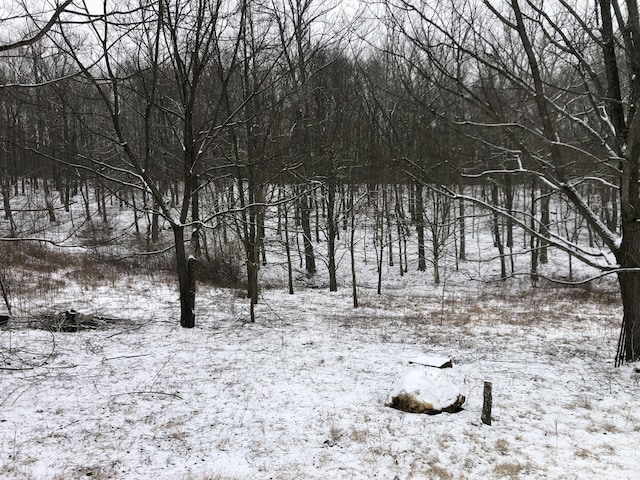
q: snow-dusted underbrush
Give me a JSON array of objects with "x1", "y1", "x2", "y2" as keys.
[{"x1": 1, "y1": 273, "x2": 638, "y2": 479}]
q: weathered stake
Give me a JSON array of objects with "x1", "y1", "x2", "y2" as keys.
[{"x1": 481, "y1": 381, "x2": 492, "y2": 426}]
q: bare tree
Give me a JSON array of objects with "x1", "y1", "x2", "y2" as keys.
[
  {"x1": 384, "y1": 0, "x2": 640, "y2": 363},
  {"x1": 52, "y1": 0, "x2": 247, "y2": 328},
  {"x1": 0, "y1": 1, "x2": 73, "y2": 53},
  {"x1": 273, "y1": 0, "x2": 341, "y2": 277}
]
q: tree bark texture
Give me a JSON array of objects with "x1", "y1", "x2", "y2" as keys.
[
  {"x1": 616, "y1": 108, "x2": 640, "y2": 364},
  {"x1": 174, "y1": 225, "x2": 195, "y2": 328}
]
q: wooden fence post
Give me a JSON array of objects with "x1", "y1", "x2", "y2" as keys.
[{"x1": 481, "y1": 381, "x2": 492, "y2": 426}]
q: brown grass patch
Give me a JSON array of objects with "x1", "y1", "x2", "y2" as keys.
[
  {"x1": 422, "y1": 464, "x2": 454, "y2": 479},
  {"x1": 1, "y1": 240, "x2": 177, "y2": 291},
  {"x1": 493, "y1": 461, "x2": 530, "y2": 479}
]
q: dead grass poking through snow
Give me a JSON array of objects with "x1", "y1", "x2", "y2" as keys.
[
  {"x1": 493, "y1": 461, "x2": 532, "y2": 479},
  {"x1": 420, "y1": 463, "x2": 454, "y2": 480}
]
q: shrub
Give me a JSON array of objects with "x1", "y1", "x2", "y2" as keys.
[{"x1": 196, "y1": 255, "x2": 243, "y2": 288}]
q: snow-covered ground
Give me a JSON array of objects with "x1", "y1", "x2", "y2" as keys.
[
  {"x1": 1, "y1": 273, "x2": 638, "y2": 479},
  {"x1": 1, "y1": 187, "x2": 639, "y2": 479}
]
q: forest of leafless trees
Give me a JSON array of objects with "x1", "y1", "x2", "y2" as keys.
[{"x1": 1, "y1": 0, "x2": 639, "y2": 364}]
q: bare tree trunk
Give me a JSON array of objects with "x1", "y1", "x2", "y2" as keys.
[
  {"x1": 43, "y1": 178, "x2": 56, "y2": 222},
  {"x1": 327, "y1": 177, "x2": 337, "y2": 291},
  {"x1": 428, "y1": 190, "x2": 450, "y2": 285},
  {"x1": 187, "y1": 228, "x2": 199, "y2": 324},
  {"x1": 63, "y1": 174, "x2": 71, "y2": 212},
  {"x1": 151, "y1": 196, "x2": 160, "y2": 243},
  {"x1": 616, "y1": 101, "x2": 640, "y2": 364},
  {"x1": 100, "y1": 182, "x2": 108, "y2": 223},
  {"x1": 1, "y1": 176, "x2": 16, "y2": 236},
  {"x1": 283, "y1": 189, "x2": 294, "y2": 295},
  {"x1": 395, "y1": 184, "x2": 406, "y2": 276},
  {"x1": 131, "y1": 189, "x2": 140, "y2": 235},
  {"x1": 616, "y1": 204, "x2": 640, "y2": 364},
  {"x1": 375, "y1": 188, "x2": 384, "y2": 295},
  {"x1": 300, "y1": 190, "x2": 316, "y2": 274},
  {"x1": 415, "y1": 183, "x2": 426, "y2": 271},
  {"x1": 384, "y1": 185, "x2": 394, "y2": 267},
  {"x1": 349, "y1": 184, "x2": 358, "y2": 308},
  {"x1": 174, "y1": 225, "x2": 195, "y2": 328},
  {"x1": 0, "y1": 271, "x2": 10, "y2": 316},
  {"x1": 491, "y1": 183, "x2": 507, "y2": 280},
  {"x1": 530, "y1": 178, "x2": 539, "y2": 286},
  {"x1": 2, "y1": 182, "x2": 11, "y2": 220},
  {"x1": 616, "y1": 261, "x2": 640, "y2": 365},
  {"x1": 458, "y1": 182, "x2": 466, "y2": 261},
  {"x1": 315, "y1": 192, "x2": 321, "y2": 242},
  {"x1": 504, "y1": 176, "x2": 515, "y2": 273},
  {"x1": 539, "y1": 186, "x2": 550, "y2": 263},
  {"x1": 611, "y1": 185, "x2": 619, "y2": 233}
]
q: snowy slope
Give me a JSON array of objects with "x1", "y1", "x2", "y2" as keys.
[{"x1": 1, "y1": 278, "x2": 638, "y2": 480}]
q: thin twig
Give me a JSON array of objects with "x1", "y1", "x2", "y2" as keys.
[{"x1": 110, "y1": 391, "x2": 183, "y2": 400}]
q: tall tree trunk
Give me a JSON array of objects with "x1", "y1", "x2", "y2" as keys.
[
  {"x1": 132, "y1": 189, "x2": 140, "y2": 235},
  {"x1": 376, "y1": 190, "x2": 384, "y2": 295},
  {"x1": 315, "y1": 193, "x2": 321, "y2": 242},
  {"x1": 611, "y1": 185, "x2": 619, "y2": 233},
  {"x1": 187, "y1": 228, "x2": 199, "y2": 324},
  {"x1": 530, "y1": 178, "x2": 539, "y2": 286},
  {"x1": 63, "y1": 174, "x2": 71, "y2": 212},
  {"x1": 81, "y1": 177, "x2": 91, "y2": 222},
  {"x1": 539, "y1": 186, "x2": 550, "y2": 263},
  {"x1": 174, "y1": 225, "x2": 195, "y2": 328},
  {"x1": 415, "y1": 183, "x2": 426, "y2": 271},
  {"x1": 247, "y1": 251, "x2": 259, "y2": 309},
  {"x1": 100, "y1": 182, "x2": 108, "y2": 223},
  {"x1": 300, "y1": 190, "x2": 316, "y2": 274},
  {"x1": 283, "y1": 191, "x2": 294, "y2": 295},
  {"x1": 395, "y1": 184, "x2": 406, "y2": 276},
  {"x1": 504, "y1": 176, "x2": 515, "y2": 273},
  {"x1": 2, "y1": 181, "x2": 11, "y2": 220},
  {"x1": 616, "y1": 261, "x2": 640, "y2": 366},
  {"x1": 504, "y1": 176, "x2": 514, "y2": 248},
  {"x1": 0, "y1": 270, "x2": 10, "y2": 316},
  {"x1": 1, "y1": 181, "x2": 15, "y2": 238},
  {"x1": 616, "y1": 104, "x2": 640, "y2": 364},
  {"x1": 43, "y1": 178, "x2": 56, "y2": 223},
  {"x1": 430, "y1": 191, "x2": 448, "y2": 285},
  {"x1": 616, "y1": 214, "x2": 640, "y2": 364},
  {"x1": 327, "y1": 177, "x2": 337, "y2": 292},
  {"x1": 237, "y1": 175, "x2": 260, "y2": 312},
  {"x1": 458, "y1": 182, "x2": 466, "y2": 261},
  {"x1": 491, "y1": 183, "x2": 507, "y2": 280},
  {"x1": 384, "y1": 185, "x2": 394, "y2": 267},
  {"x1": 349, "y1": 183, "x2": 358, "y2": 308}
]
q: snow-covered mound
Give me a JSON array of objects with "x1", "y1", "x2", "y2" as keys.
[{"x1": 389, "y1": 368, "x2": 465, "y2": 414}]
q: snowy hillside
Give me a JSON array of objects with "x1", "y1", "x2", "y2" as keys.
[{"x1": 1, "y1": 266, "x2": 638, "y2": 479}]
